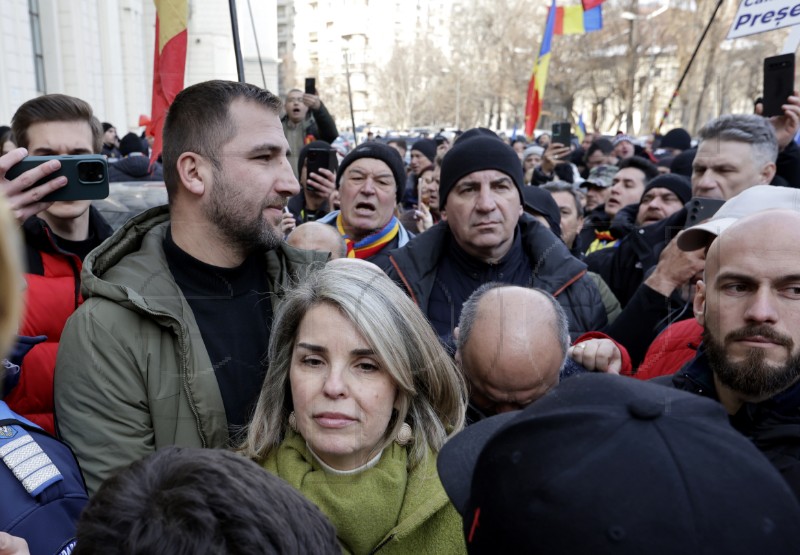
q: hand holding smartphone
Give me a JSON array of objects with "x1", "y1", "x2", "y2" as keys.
[
  {"x1": 551, "y1": 122, "x2": 571, "y2": 147},
  {"x1": 6, "y1": 155, "x2": 109, "y2": 203}
]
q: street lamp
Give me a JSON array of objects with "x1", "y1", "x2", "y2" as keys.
[{"x1": 341, "y1": 34, "x2": 359, "y2": 146}]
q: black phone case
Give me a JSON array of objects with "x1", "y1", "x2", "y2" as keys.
[
  {"x1": 305, "y1": 78, "x2": 316, "y2": 95},
  {"x1": 763, "y1": 54, "x2": 795, "y2": 118},
  {"x1": 6, "y1": 155, "x2": 110, "y2": 202},
  {"x1": 552, "y1": 123, "x2": 571, "y2": 146}
]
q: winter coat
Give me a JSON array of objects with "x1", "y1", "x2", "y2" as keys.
[
  {"x1": 667, "y1": 349, "x2": 800, "y2": 499},
  {"x1": 108, "y1": 155, "x2": 164, "y2": 182},
  {"x1": 5, "y1": 208, "x2": 112, "y2": 434},
  {"x1": 54, "y1": 205, "x2": 326, "y2": 494},
  {"x1": 385, "y1": 215, "x2": 607, "y2": 341}
]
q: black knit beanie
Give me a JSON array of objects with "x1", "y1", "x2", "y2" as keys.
[
  {"x1": 411, "y1": 138, "x2": 436, "y2": 164},
  {"x1": 660, "y1": 128, "x2": 692, "y2": 151},
  {"x1": 642, "y1": 173, "x2": 692, "y2": 205},
  {"x1": 670, "y1": 148, "x2": 696, "y2": 178},
  {"x1": 439, "y1": 133, "x2": 525, "y2": 210},
  {"x1": 335, "y1": 141, "x2": 407, "y2": 203}
]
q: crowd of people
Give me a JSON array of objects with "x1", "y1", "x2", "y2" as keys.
[{"x1": 1, "y1": 78, "x2": 800, "y2": 554}]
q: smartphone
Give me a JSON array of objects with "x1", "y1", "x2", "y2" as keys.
[
  {"x1": 684, "y1": 197, "x2": 726, "y2": 229},
  {"x1": 552, "y1": 122, "x2": 571, "y2": 147},
  {"x1": 7, "y1": 155, "x2": 109, "y2": 202},
  {"x1": 305, "y1": 147, "x2": 338, "y2": 192},
  {"x1": 763, "y1": 53, "x2": 795, "y2": 117},
  {"x1": 304, "y1": 77, "x2": 316, "y2": 95}
]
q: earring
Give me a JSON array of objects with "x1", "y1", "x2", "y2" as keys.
[
  {"x1": 395, "y1": 422, "x2": 413, "y2": 446},
  {"x1": 288, "y1": 411, "x2": 298, "y2": 433}
]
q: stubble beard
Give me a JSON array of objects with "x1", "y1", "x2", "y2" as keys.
[{"x1": 205, "y1": 168, "x2": 285, "y2": 255}]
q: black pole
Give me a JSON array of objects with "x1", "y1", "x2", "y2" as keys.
[
  {"x1": 246, "y1": 0, "x2": 267, "y2": 88},
  {"x1": 656, "y1": 0, "x2": 724, "y2": 133},
  {"x1": 229, "y1": 0, "x2": 246, "y2": 83},
  {"x1": 344, "y1": 51, "x2": 358, "y2": 146}
]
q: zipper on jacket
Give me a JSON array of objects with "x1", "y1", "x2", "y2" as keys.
[{"x1": 114, "y1": 288, "x2": 207, "y2": 447}]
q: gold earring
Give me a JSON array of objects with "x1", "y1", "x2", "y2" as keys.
[
  {"x1": 395, "y1": 422, "x2": 413, "y2": 446},
  {"x1": 288, "y1": 411, "x2": 298, "y2": 433}
]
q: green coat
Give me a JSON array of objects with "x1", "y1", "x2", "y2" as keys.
[
  {"x1": 54, "y1": 206, "x2": 327, "y2": 494},
  {"x1": 263, "y1": 432, "x2": 466, "y2": 554}
]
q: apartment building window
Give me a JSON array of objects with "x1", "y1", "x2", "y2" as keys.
[{"x1": 29, "y1": 0, "x2": 46, "y2": 93}]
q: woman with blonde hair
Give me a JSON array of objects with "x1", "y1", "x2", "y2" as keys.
[{"x1": 242, "y1": 262, "x2": 468, "y2": 554}]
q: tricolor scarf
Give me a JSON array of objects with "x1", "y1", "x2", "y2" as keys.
[{"x1": 336, "y1": 213, "x2": 400, "y2": 259}]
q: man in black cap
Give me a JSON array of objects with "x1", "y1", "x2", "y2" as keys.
[
  {"x1": 401, "y1": 138, "x2": 437, "y2": 209},
  {"x1": 437, "y1": 373, "x2": 800, "y2": 553},
  {"x1": 108, "y1": 132, "x2": 164, "y2": 182},
  {"x1": 318, "y1": 141, "x2": 412, "y2": 266},
  {"x1": 385, "y1": 129, "x2": 606, "y2": 345}
]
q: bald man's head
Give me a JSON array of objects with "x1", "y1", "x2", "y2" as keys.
[
  {"x1": 456, "y1": 284, "x2": 569, "y2": 416},
  {"x1": 696, "y1": 210, "x2": 800, "y2": 407},
  {"x1": 286, "y1": 222, "x2": 347, "y2": 259}
]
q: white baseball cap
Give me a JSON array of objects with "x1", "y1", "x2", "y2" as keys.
[{"x1": 678, "y1": 185, "x2": 800, "y2": 251}]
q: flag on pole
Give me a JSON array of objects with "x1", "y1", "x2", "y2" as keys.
[
  {"x1": 524, "y1": 0, "x2": 557, "y2": 138},
  {"x1": 148, "y1": 0, "x2": 188, "y2": 164},
  {"x1": 576, "y1": 114, "x2": 587, "y2": 143},
  {"x1": 552, "y1": 5, "x2": 603, "y2": 35}
]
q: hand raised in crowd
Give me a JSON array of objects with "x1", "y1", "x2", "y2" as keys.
[
  {"x1": 413, "y1": 201, "x2": 434, "y2": 233},
  {"x1": 280, "y1": 209, "x2": 296, "y2": 237},
  {"x1": 307, "y1": 167, "x2": 336, "y2": 199},
  {"x1": 644, "y1": 234, "x2": 706, "y2": 297},
  {"x1": 768, "y1": 90, "x2": 800, "y2": 150},
  {"x1": 302, "y1": 93, "x2": 322, "y2": 111},
  {"x1": 568, "y1": 338, "x2": 622, "y2": 374},
  {"x1": 539, "y1": 142, "x2": 571, "y2": 175},
  {"x1": 0, "y1": 533, "x2": 29, "y2": 555},
  {"x1": 0, "y1": 148, "x2": 67, "y2": 225}
]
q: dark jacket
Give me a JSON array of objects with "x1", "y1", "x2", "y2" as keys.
[
  {"x1": 576, "y1": 204, "x2": 612, "y2": 255},
  {"x1": 287, "y1": 192, "x2": 329, "y2": 226},
  {"x1": 108, "y1": 155, "x2": 164, "y2": 182},
  {"x1": 385, "y1": 215, "x2": 607, "y2": 341},
  {"x1": 5, "y1": 207, "x2": 112, "y2": 434},
  {"x1": 667, "y1": 348, "x2": 800, "y2": 498}
]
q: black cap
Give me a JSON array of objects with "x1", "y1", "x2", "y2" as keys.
[
  {"x1": 521, "y1": 186, "x2": 561, "y2": 238},
  {"x1": 438, "y1": 374, "x2": 800, "y2": 554},
  {"x1": 660, "y1": 128, "x2": 692, "y2": 151},
  {"x1": 410, "y1": 138, "x2": 436, "y2": 164},
  {"x1": 335, "y1": 141, "x2": 407, "y2": 203},
  {"x1": 439, "y1": 131, "x2": 524, "y2": 210},
  {"x1": 119, "y1": 132, "x2": 147, "y2": 156},
  {"x1": 642, "y1": 173, "x2": 691, "y2": 205}
]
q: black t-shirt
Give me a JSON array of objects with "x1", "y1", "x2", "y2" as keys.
[
  {"x1": 54, "y1": 232, "x2": 102, "y2": 262},
  {"x1": 163, "y1": 229, "x2": 273, "y2": 438}
]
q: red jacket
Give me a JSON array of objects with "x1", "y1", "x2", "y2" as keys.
[
  {"x1": 5, "y1": 209, "x2": 111, "y2": 433},
  {"x1": 635, "y1": 318, "x2": 702, "y2": 380}
]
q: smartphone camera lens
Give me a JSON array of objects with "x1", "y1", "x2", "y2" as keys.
[{"x1": 78, "y1": 161, "x2": 106, "y2": 183}]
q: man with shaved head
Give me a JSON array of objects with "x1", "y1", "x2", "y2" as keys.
[
  {"x1": 286, "y1": 221, "x2": 347, "y2": 259},
  {"x1": 455, "y1": 284, "x2": 570, "y2": 424},
  {"x1": 666, "y1": 209, "x2": 800, "y2": 496}
]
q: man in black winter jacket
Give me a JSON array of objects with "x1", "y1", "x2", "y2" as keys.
[
  {"x1": 385, "y1": 129, "x2": 606, "y2": 347},
  {"x1": 108, "y1": 132, "x2": 164, "y2": 182},
  {"x1": 665, "y1": 209, "x2": 800, "y2": 498}
]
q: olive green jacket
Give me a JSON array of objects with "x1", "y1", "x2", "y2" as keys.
[{"x1": 54, "y1": 206, "x2": 326, "y2": 494}]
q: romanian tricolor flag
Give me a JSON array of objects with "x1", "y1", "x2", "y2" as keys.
[
  {"x1": 524, "y1": 0, "x2": 557, "y2": 138},
  {"x1": 148, "y1": 0, "x2": 188, "y2": 164},
  {"x1": 552, "y1": 4, "x2": 603, "y2": 35}
]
